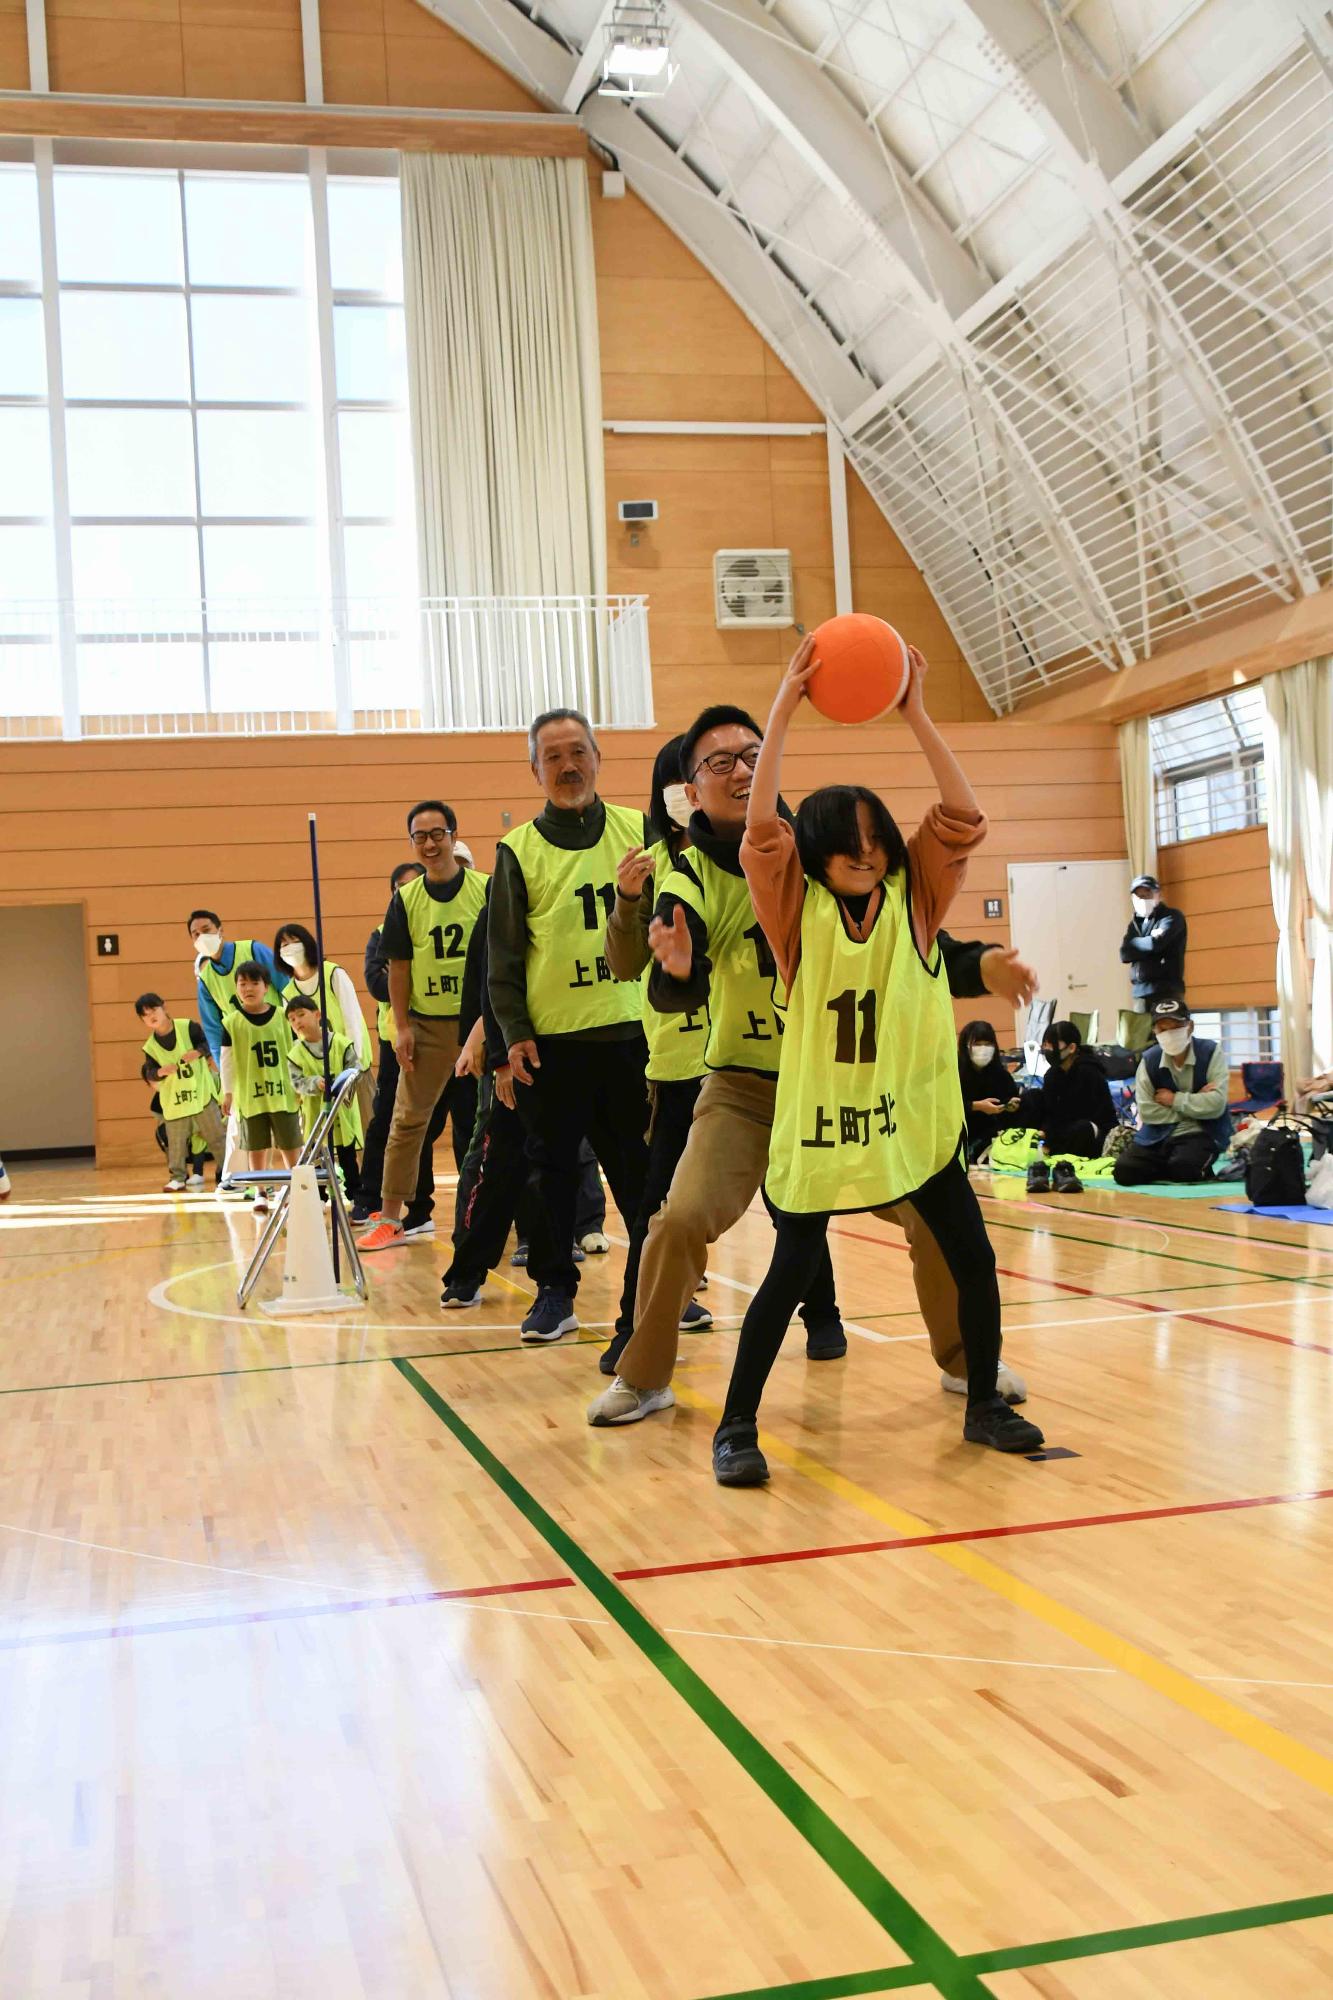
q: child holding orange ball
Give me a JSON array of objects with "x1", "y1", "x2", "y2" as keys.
[{"x1": 712, "y1": 635, "x2": 1045, "y2": 1485}]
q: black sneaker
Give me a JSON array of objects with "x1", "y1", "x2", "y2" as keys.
[
  {"x1": 1051, "y1": 1160, "x2": 1083, "y2": 1193},
  {"x1": 679, "y1": 1298, "x2": 713, "y2": 1330},
  {"x1": 441, "y1": 1278, "x2": 485, "y2": 1309},
  {"x1": 510, "y1": 1242, "x2": 529, "y2": 1267},
  {"x1": 805, "y1": 1319, "x2": 848, "y2": 1360},
  {"x1": 1025, "y1": 1158, "x2": 1050, "y2": 1193},
  {"x1": 599, "y1": 1328, "x2": 631, "y2": 1377},
  {"x1": 572, "y1": 1243, "x2": 586, "y2": 1264},
  {"x1": 963, "y1": 1395, "x2": 1045, "y2": 1454},
  {"x1": 349, "y1": 1202, "x2": 375, "y2": 1225},
  {"x1": 521, "y1": 1289, "x2": 578, "y2": 1344},
  {"x1": 713, "y1": 1422, "x2": 769, "y2": 1487}
]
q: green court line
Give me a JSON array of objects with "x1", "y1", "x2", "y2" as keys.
[
  {"x1": 0, "y1": 1307, "x2": 756, "y2": 1402},
  {"x1": 392, "y1": 1357, "x2": 992, "y2": 2000},
  {"x1": 982, "y1": 1207, "x2": 1333, "y2": 1293},
  {"x1": 0, "y1": 1333, "x2": 615, "y2": 1401},
  {"x1": 701, "y1": 1887, "x2": 1333, "y2": 1999}
]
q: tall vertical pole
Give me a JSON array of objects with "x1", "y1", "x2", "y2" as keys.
[{"x1": 308, "y1": 811, "x2": 339, "y2": 1279}]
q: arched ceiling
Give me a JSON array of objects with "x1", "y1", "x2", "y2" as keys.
[{"x1": 416, "y1": 0, "x2": 1333, "y2": 709}]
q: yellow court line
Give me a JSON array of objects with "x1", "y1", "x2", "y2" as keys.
[
  {"x1": 672, "y1": 1383, "x2": 1333, "y2": 1803},
  {"x1": 490, "y1": 1269, "x2": 534, "y2": 1302}
]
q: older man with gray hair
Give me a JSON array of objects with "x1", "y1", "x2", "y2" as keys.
[{"x1": 487, "y1": 706, "x2": 652, "y2": 1343}]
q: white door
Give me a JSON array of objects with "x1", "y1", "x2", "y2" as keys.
[{"x1": 1008, "y1": 861, "x2": 1132, "y2": 1038}]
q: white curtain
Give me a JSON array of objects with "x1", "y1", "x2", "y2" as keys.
[
  {"x1": 1117, "y1": 715, "x2": 1157, "y2": 884},
  {"x1": 1261, "y1": 656, "x2": 1333, "y2": 1081},
  {"x1": 399, "y1": 153, "x2": 607, "y2": 713}
]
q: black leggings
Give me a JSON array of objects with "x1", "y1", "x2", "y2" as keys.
[{"x1": 720, "y1": 1154, "x2": 1001, "y2": 1426}]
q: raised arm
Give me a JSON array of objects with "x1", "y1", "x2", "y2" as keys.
[
  {"x1": 899, "y1": 645, "x2": 976, "y2": 815},
  {"x1": 747, "y1": 633, "x2": 815, "y2": 831}
]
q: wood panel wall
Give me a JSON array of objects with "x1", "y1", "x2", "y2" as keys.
[
  {"x1": 3, "y1": 0, "x2": 991, "y2": 732},
  {"x1": 0, "y1": 717, "x2": 1120, "y2": 1162},
  {"x1": 1157, "y1": 825, "x2": 1278, "y2": 1012}
]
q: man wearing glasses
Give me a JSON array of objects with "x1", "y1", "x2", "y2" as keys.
[
  {"x1": 358, "y1": 800, "x2": 489, "y2": 1253},
  {"x1": 589, "y1": 702, "x2": 1037, "y2": 1426},
  {"x1": 587, "y1": 704, "x2": 845, "y2": 1421}
]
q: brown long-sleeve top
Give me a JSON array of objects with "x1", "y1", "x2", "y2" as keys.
[{"x1": 739, "y1": 804, "x2": 987, "y2": 990}]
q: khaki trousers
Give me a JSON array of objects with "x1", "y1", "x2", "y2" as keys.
[
  {"x1": 165, "y1": 1097, "x2": 226, "y2": 1181},
  {"x1": 617, "y1": 1069, "x2": 972, "y2": 1391},
  {"x1": 382, "y1": 1015, "x2": 461, "y2": 1209}
]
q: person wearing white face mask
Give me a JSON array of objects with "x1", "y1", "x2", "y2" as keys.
[
  {"x1": 1118, "y1": 872, "x2": 1188, "y2": 1050},
  {"x1": 187, "y1": 910, "x2": 284, "y2": 1190},
  {"x1": 957, "y1": 1019, "x2": 1021, "y2": 1163},
  {"x1": 272, "y1": 921, "x2": 375, "y2": 1168},
  {"x1": 1113, "y1": 998, "x2": 1232, "y2": 1185}
]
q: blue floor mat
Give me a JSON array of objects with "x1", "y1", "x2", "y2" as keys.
[{"x1": 1214, "y1": 1201, "x2": 1333, "y2": 1226}]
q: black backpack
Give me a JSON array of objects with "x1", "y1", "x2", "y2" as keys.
[{"x1": 1244, "y1": 1125, "x2": 1306, "y2": 1207}]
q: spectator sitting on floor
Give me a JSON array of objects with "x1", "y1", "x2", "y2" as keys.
[
  {"x1": 1112, "y1": 998, "x2": 1232, "y2": 1186},
  {"x1": 1036, "y1": 1020, "x2": 1117, "y2": 1159},
  {"x1": 958, "y1": 1021, "x2": 1021, "y2": 1162}
]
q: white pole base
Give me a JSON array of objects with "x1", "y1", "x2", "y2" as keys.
[
  {"x1": 266, "y1": 1290, "x2": 358, "y2": 1315},
  {"x1": 267, "y1": 1163, "x2": 358, "y2": 1315}
]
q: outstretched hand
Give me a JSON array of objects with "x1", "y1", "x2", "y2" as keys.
[
  {"x1": 901, "y1": 643, "x2": 929, "y2": 717},
  {"x1": 648, "y1": 904, "x2": 693, "y2": 982},
  {"x1": 617, "y1": 844, "x2": 655, "y2": 900},
  {"x1": 979, "y1": 945, "x2": 1039, "y2": 1008},
  {"x1": 774, "y1": 632, "x2": 818, "y2": 717}
]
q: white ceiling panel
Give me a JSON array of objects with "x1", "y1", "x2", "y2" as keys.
[{"x1": 414, "y1": 0, "x2": 1332, "y2": 708}]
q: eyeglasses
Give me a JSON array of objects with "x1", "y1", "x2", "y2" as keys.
[
  {"x1": 690, "y1": 744, "x2": 761, "y2": 781},
  {"x1": 410, "y1": 828, "x2": 451, "y2": 847}
]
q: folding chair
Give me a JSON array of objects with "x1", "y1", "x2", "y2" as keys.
[
  {"x1": 1230, "y1": 1061, "x2": 1284, "y2": 1118},
  {"x1": 236, "y1": 1065, "x2": 367, "y2": 1310}
]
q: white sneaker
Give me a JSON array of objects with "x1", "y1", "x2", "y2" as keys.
[
  {"x1": 163, "y1": 1178, "x2": 186, "y2": 1193},
  {"x1": 587, "y1": 1378, "x2": 676, "y2": 1427},
  {"x1": 186, "y1": 1172, "x2": 205, "y2": 1189},
  {"x1": 579, "y1": 1231, "x2": 611, "y2": 1255},
  {"x1": 401, "y1": 1218, "x2": 435, "y2": 1240},
  {"x1": 941, "y1": 1361, "x2": 1028, "y2": 1406}
]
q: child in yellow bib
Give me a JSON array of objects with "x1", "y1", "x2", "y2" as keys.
[
  {"x1": 712, "y1": 639, "x2": 1045, "y2": 1486},
  {"x1": 286, "y1": 992, "x2": 364, "y2": 1202},
  {"x1": 135, "y1": 992, "x2": 225, "y2": 1192},
  {"x1": 219, "y1": 961, "x2": 303, "y2": 1207}
]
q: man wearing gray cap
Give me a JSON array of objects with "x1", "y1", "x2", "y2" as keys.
[
  {"x1": 1113, "y1": 998, "x2": 1231, "y2": 1186},
  {"x1": 1118, "y1": 871, "x2": 1187, "y2": 1049}
]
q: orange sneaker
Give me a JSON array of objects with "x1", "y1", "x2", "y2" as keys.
[{"x1": 359, "y1": 1218, "x2": 406, "y2": 1253}]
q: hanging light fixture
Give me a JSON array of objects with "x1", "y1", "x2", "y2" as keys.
[{"x1": 600, "y1": 0, "x2": 676, "y2": 98}]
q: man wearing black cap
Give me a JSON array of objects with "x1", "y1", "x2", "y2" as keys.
[
  {"x1": 1113, "y1": 998, "x2": 1232, "y2": 1185},
  {"x1": 1118, "y1": 872, "x2": 1187, "y2": 1050}
]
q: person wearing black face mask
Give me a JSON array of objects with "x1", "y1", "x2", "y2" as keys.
[
  {"x1": 958, "y1": 1021, "x2": 1021, "y2": 1161},
  {"x1": 1119, "y1": 873, "x2": 1187, "y2": 1048},
  {"x1": 1036, "y1": 1022, "x2": 1117, "y2": 1158}
]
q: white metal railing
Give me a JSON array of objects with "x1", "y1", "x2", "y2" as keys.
[{"x1": 0, "y1": 594, "x2": 654, "y2": 738}]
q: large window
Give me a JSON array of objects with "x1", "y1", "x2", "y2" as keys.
[
  {"x1": 0, "y1": 153, "x2": 414, "y2": 730},
  {"x1": 1190, "y1": 1007, "x2": 1281, "y2": 1064},
  {"x1": 1150, "y1": 686, "x2": 1267, "y2": 846}
]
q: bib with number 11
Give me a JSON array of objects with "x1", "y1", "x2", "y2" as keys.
[
  {"x1": 502, "y1": 806, "x2": 648, "y2": 1035},
  {"x1": 767, "y1": 873, "x2": 963, "y2": 1213}
]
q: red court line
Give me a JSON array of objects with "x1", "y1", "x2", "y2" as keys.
[
  {"x1": 830, "y1": 1227, "x2": 1333, "y2": 1357},
  {"x1": 14, "y1": 1488, "x2": 1333, "y2": 1650},
  {"x1": 614, "y1": 1485, "x2": 1333, "y2": 1582},
  {"x1": 1, "y1": 1572, "x2": 575, "y2": 1653}
]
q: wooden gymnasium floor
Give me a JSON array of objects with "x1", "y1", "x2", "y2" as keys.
[{"x1": 3, "y1": 1161, "x2": 1333, "y2": 2000}]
